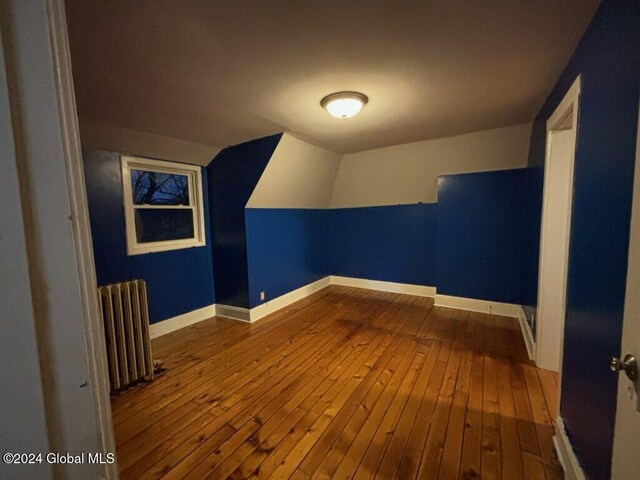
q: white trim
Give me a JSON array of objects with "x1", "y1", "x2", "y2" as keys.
[
  {"x1": 148, "y1": 279, "x2": 536, "y2": 342},
  {"x1": 536, "y1": 75, "x2": 581, "y2": 373},
  {"x1": 517, "y1": 306, "x2": 537, "y2": 361},
  {"x1": 47, "y1": 2, "x2": 118, "y2": 475},
  {"x1": 251, "y1": 277, "x2": 332, "y2": 322},
  {"x1": 434, "y1": 294, "x2": 522, "y2": 318},
  {"x1": 547, "y1": 76, "x2": 581, "y2": 131},
  {"x1": 121, "y1": 155, "x2": 206, "y2": 255},
  {"x1": 330, "y1": 276, "x2": 436, "y2": 297},
  {"x1": 554, "y1": 416, "x2": 587, "y2": 480},
  {"x1": 149, "y1": 276, "x2": 438, "y2": 337},
  {"x1": 149, "y1": 304, "x2": 216, "y2": 339},
  {"x1": 215, "y1": 304, "x2": 252, "y2": 323}
]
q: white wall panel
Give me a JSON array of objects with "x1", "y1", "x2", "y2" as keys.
[
  {"x1": 79, "y1": 117, "x2": 220, "y2": 166},
  {"x1": 330, "y1": 123, "x2": 531, "y2": 207},
  {"x1": 247, "y1": 133, "x2": 341, "y2": 209}
]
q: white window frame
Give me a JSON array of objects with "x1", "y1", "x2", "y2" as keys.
[{"x1": 121, "y1": 155, "x2": 206, "y2": 255}]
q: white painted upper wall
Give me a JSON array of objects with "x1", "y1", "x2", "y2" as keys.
[
  {"x1": 247, "y1": 133, "x2": 341, "y2": 209},
  {"x1": 330, "y1": 123, "x2": 532, "y2": 208},
  {"x1": 79, "y1": 117, "x2": 220, "y2": 166}
]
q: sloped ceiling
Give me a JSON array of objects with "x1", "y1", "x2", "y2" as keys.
[{"x1": 65, "y1": 0, "x2": 600, "y2": 154}]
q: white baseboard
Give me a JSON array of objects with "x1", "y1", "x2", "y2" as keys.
[
  {"x1": 434, "y1": 294, "x2": 522, "y2": 318},
  {"x1": 215, "y1": 304, "x2": 251, "y2": 323},
  {"x1": 330, "y1": 276, "x2": 436, "y2": 297},
  {"x1": 250, "y1": 276, "x2": 331, "y2": 322},
  {"x1": 149, "y1": 304, "x2": 216, "y2": 339},
  {"x1": 517, "y1": 306, "x2": 536, "y2": 361},
  {"x1": 150, "y1": 281, "x2": 524, "y2": 338},
  {"x1": 554, "y1": 416, "x2": 586, "y2": 480}
]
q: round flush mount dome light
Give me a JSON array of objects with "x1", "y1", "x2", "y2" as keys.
[{"x1": 321, "y1": 91, "x2": 368, "y2": 118}]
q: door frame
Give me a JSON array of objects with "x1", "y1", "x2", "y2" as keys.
[
  {"x1": 535, "y1": 75, "x2": 581, "y2": 372},
  {"x1": 47, "y1": 1, "x2": 116, "y2": 473},
  {"x1": 2, "y1": 0, "x2": 116, "y2": 478}
]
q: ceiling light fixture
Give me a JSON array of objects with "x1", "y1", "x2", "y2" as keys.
[{"x1": 321, "y1": 91, "x2": 368, "y2": 118}]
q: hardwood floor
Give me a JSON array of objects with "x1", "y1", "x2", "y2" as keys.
[{"x1": 111, "y1": 286, "x2": 562, "y2": 480}]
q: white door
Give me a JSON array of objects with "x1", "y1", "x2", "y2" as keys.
[{"x1": 611, "y1": 108, "x2": 640, "y2": 480}]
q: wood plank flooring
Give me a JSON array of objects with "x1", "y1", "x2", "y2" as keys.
[{"x1": 111, "y1": 286, "x2": 563, "y2": 480}]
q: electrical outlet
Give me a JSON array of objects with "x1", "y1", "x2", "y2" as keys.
[{"x1": 260, "y1": 291, "x2": 265, "y2": 301}]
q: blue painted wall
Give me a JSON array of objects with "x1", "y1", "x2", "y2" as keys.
[
  {"x1": 82, "y1": 149, "x2": 215, "y2": 324},
  {"x1": 207, "y1": 134, "x2": 282, "y2": 308},
  {"x1": 437, "y1": 169, "x2": 528, "y2": 304},
  {"x1": 244, "y1": 204, "x2": 438, "y2": 307},
  {"x1": 527, "y1": 2, "x2": 639, "y2": 478},
  {"x1": 245, "y1": 208, "x2": 328, "y2": 308},
  {"x1": 523, "y1": 167, "x2": 544, "y2": 334},
  {"x1": 326, "y1": 204, "x2": 437, "y2": 287},
  {"x1": 245, "y1": 193, "x2": 535, "y2": 310}
]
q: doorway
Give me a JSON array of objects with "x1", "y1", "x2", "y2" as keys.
[{"x1": 535, "y1": 76, "x2": 581, "y2": 373}]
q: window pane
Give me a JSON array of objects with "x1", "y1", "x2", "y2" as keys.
[
  {"x1": 134, "y1": 209, "x2": 195, "y2": 243},
  {"x1": 130, "y1": 169, "x2": 190, "y2": 205}
]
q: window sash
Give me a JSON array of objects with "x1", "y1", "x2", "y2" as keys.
[{"x1": 121, "y1": 156, "x2": 205, "y2": 255}]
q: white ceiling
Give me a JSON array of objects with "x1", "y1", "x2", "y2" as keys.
[{"x1": 65, "y1": 0, "x2": 600, "y2": 154}]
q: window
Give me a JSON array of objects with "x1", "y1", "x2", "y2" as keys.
[{"x1": 121, "y1": 156, "x2": 205, "y2": 255}]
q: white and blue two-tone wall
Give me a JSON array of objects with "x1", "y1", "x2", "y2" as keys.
[
  {"x1": 79, "y1": 2, "x2": 640, "y2": 480},
  {"x1": 229, "y1": 123, "x2": 538, "y2": 312},
  {"x1": 82, "y1": 121, "x2": 538, "y2": 324}
]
